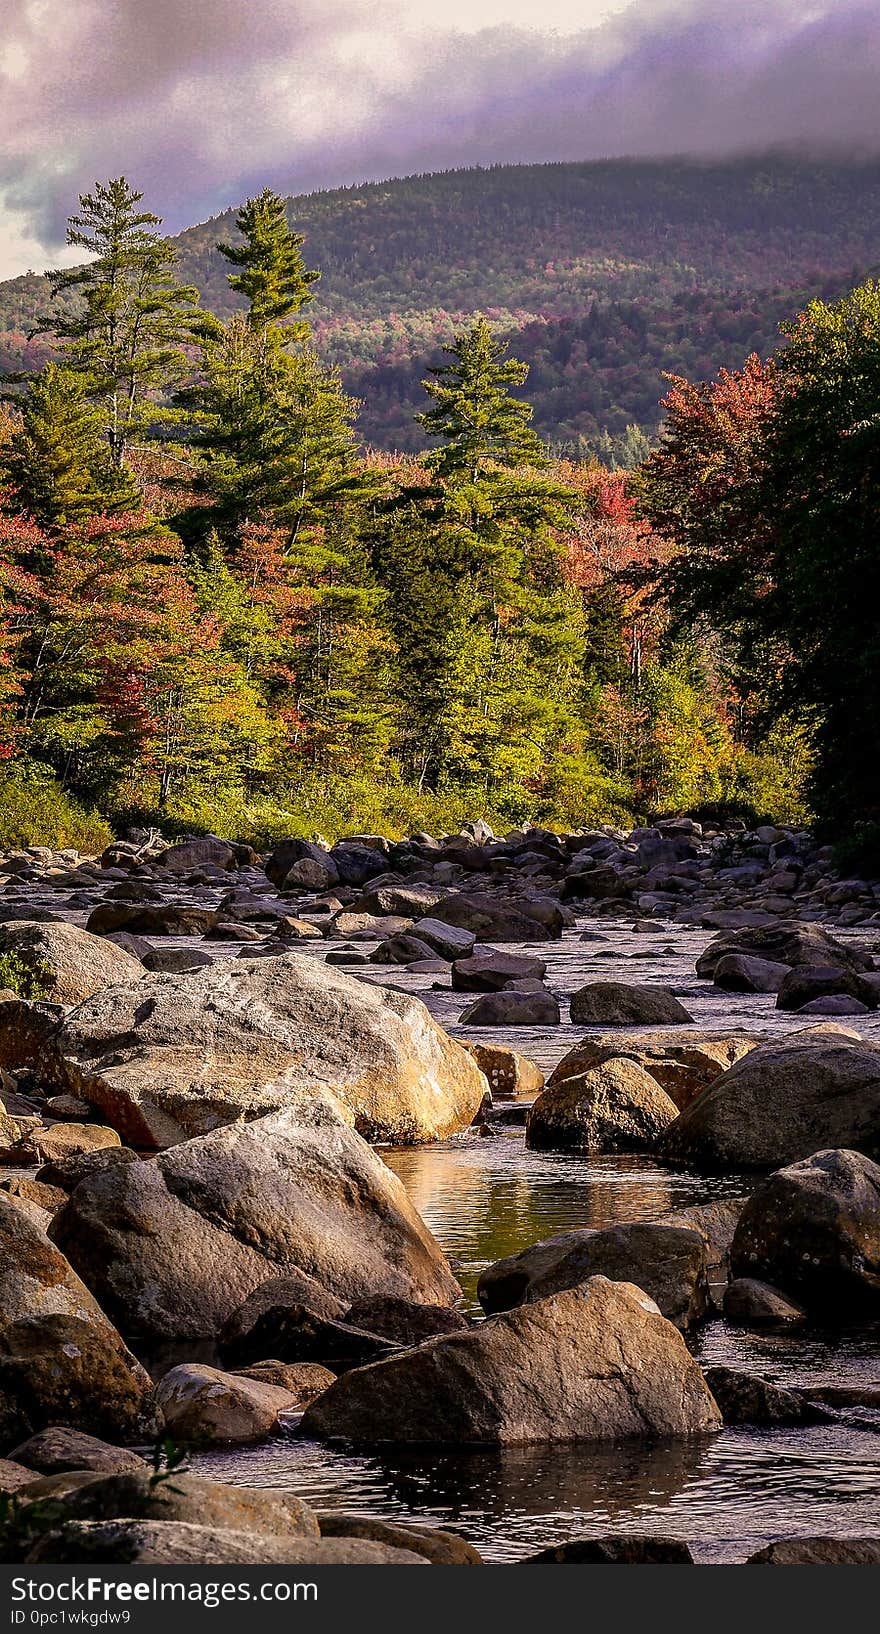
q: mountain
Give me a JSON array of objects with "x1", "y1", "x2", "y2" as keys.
[{"x1": 2, "y1": 156, "x2": 879, "y2": 459}]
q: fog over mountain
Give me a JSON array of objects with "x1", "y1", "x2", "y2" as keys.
[{"x1": 1, "y1": 0, "x2": 879, "y2": 277}]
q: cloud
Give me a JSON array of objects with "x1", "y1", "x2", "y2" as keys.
[{"x1": 0, "y1": 0, "x2": 878, "y2": 278}]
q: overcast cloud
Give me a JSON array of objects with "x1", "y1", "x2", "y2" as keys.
[{"x1": 0, "y1": 0, "x2": 878, "y2": 278}]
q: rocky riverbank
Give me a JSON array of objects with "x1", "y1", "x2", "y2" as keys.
[{"x1": 1, "y1": 816, "x2": 879, "y2": 1564}]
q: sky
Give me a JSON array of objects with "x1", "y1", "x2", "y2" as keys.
[{"x1": 0, "y1": 0, "x2": 878, "y2": 279}]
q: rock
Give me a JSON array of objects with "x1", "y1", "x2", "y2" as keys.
[
  {"x1": 729, "y1": 1148, "x2": 880, "y2": 1312},
  {"x1": 461, "y1": 1043, "x2": 544, "y2": 1100},
  {"x1": 658, "y1": 1200, "x2": 745, "y2": 1274},
  {"x1": 451, "y1": 950, "x2": 547, "y2": 991},
  {"x1": 0, "y1": 1195, "x2": 155, "y2": 1443},
  {"x1": 746, "y1": 1538, "x2": 880, "y2": 1565},
  {"x1": 409, "y1": 918, "x2": 476, "y2": 960},
  {"x1": 36, "y1": 1146, "x2": 139, "y2": 1193},
  {"x1": 222, "y1": 1305, "x2": 399, "y2": 1369},
  {"x1": 712, "y1": 953, "x2": 791, "y2": 994},
  {"x1": 0, "y1": 1458, "x2": 33, "y2": 1492},
  {"x1": 0, "y1": 921, "x2": 143, "y2": 1007},
  {"x1": 57, "y1": 1469, "x2": 318, "y2": 1538},
  {"x1": 546, "y1": 1030, "x2": 757, "y2": 1111},
  {"x1": 143, "y1": 946, "x2": 216, "y2": 972},
  {"x1": 42, "y1": 952, "x2": 486, "y2": 1147},
  {"x1": 431, "y1": 893, "x2": 564, "y2": 942},
  {"x1": 233, "y1": 1362, "x2": 335, "y2": 1401},
  {"x1": 521, "y1": 1536, "x2": 695, "y2": 1564},
  {"x1": 343, "y1": 1296, "x2": 470, "y2": 1346},
  {"x1": 43, "y1": 1093, "x2": 94, "y2": 1119},
  {"x1": 477, "y1": 1222, "x2": 709, "y2": 1329},
  {"x1": 28, "y1": 1520, "x2": 426, "y2": 1565},
  {"x1": 156, "y1": 838, "x2": 241, "y2": 874},
  {"x1": 723, "y1": 1278, "x2": 807, "y2": 1327},
  {"x1": 777, "y1": 965, "x2": 878, "y2": 1011},
  {"x1": 282, "y1": 856, "x2": 339, "y2": 891},
  {"x1": 369, "y1": 934, "x2": 436, "y2": 965},
  {"x1": 0, "y1": 994, "x2": 65, "y2": 1075},
  {"x1": 662, "y1": 1031, "x2": 880, "y2": 1170},
  {"x1": 264, "y1": 838, "x2": 335, "y2": 888},
  {"x1": 0, "y1": 1175, "x2": 66, "y2": 1214},
  {"x1": 9, "y1": 1428, "x2": 146, "y2": 1475},
  {"x1": 316, "y1": 1513, "x2": 482, "y2": 1564},
  {"x1": 696, "y1": 922, "x2": 872, "y2": 980},
  {"x1": 704, "y1": 1366, "x2": 822, "y2": 1425},
  {"x1": 85, "y1": 903, "x2": 215, "y2": 937},
  {"x1": 220, "y1": 1273, "x2": 347, "y2": 1357},
  {"x1": 797, "y1": 995, "x2": 871, "y2": 1015},
  {"x1": 300, "y1": 1276, "x2": 722, "y2": 1446},
  {"x1": 569, "y1": 983, "x2": 694, "y2": 1026},
  {"x1": 459, "y1": 990, "x2": 561, "y2": 1027},
  {"x1": 30, "y1": 1123, "x2": 121, "y2": 1166},
  {"x1": 526, "y1": 1059, "x2": 679, "y2": 1153},
  {"x1": 50, "y1": 1102, "x2": 459, "y2": 1341},
  {"x1": 154, "y1": 1363, "x2": 300, "y2": 1444},
  {"x1": 350, "y1": 886, "x2": 446, "y2": 918}
]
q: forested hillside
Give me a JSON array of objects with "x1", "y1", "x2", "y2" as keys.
[{"x1": 2, "y1": 157, "x2": 878, "y2": 458}]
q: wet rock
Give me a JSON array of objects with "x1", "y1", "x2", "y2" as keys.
[
  {"x1": 460, "y1": 989, "x2": 561, "y2": 1027},
  {"x1": 0, "y1": 921, "x2": 143, "y2": 1006},
  {"x1": 451, "y1": 950, "x2": 547, "y2": 991},
  {"x1": 797, "y1": 995, "x2": 871, "y2": 1015},
  {"x1": 223, "y1": 1305, "x2": 399, "y2": 1369},
  {"x1": 746, "y1": 1538, "x2": 880, "y2": 1565},
  {"x1": 461, "y1": 1043, "x2": 544, "y2": 1100},
  {"x1": 27, "y1": 1520, "x2": 426, "y2": 1565},
  {"x1": 568, "y1": 982, "x2": 694, "y2": 1026},
  {"x1": 9, "y1": 1428, "x2": 146, "y2": 1475},
  {"x1": 696, "y1": 922, "x2": 872, "y2": 980},
  {"x1": 704, "y1": 1366, "x2": 823, "y2": 1425},
  {"x1": 663, "y1": 1030, "x2": 880, "y2": 1170},
  {"x1": 343, "y1": 1296, "x2": 471, "y2": 1346},
  {"x1": 300, "y1": 1276, "x2": 722, "y2": 1446},
  {"x1": 219, "y1": 1272, "x2": 346, "y2": 1357},
  {"x1": 526, "y1": 1059, "x2": 679, "y2": 1153},
  {"x1": 521, "y1": 1536, "x2": 695, "y2": 1564},
  {"x1": 712, "y1": 953, "x2": 791, "y2": 994},
  {"x1": 155, "y1": 1363, "x2": 300, "y2": 1444},
  {"x1": 729, "y1": 1148, "x2": 880, "y2": 1313},
  {"x1": 57, "y1": 1468, "x2": 319, "y2": 1538},
  {"x1": 0, "y1": 1195, "x2": 156, "y2": 1443},
  {"x1": 547, "y1": 1030, "x2": 757, "y2": 1112},
  {"x1": 233, "y1": 1362, "x2": 335, "y2": 1401},
  {"x1": 477, "y1": 1222, "x2": 709, "y2": 1329},
  {"x1": 316, "y1": 1513, "x2": 482, "y2": 1564},
  {"x1": 50, "y1": 1102, "x2": 459, "y2": 1341},
  {"x1": 41, "y1": 952, "x2": 486, "y2": 1148},
  {"x1": 776, "y1": 965, "x2": 878, "y2": 1012}
]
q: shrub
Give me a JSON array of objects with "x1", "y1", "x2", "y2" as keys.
[{"x1": 0, "y1": 765, "x2": 113, "y2": 853}]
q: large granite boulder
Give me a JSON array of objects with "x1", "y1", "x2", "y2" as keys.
[
  {"x1": 568, "y1": 983, "x2": 694, "y2": 1027},
  {"x1": 546, "y1": 1030, "x2": 757, "y2": 1111},
  {"x1": 0, "y1": 1196, "x2": 156, "y2": 1444},
  {"x1": 477, "y1": 1221, "x2": 709, "y2": 1329},
  {"x1": 729, "y1": 1148, "x2": 880, "y2": 1313},
  {"x1": 526, "y1": 1059, "x2": 679, "y2": 1153},
  {"x1": 154, "y1": 1364, "x2": 301, "y2": 1444},
  {"x1": 300, "y1": 1276, "x2": 721, "y2": 1446},
  {"x1": 49, "y1": 1100, "x2": 459, "y2": 1341},
  {"x1": 662, "y1": 1029, "x2": 880, "y2": 1170},
  {"x1": 0, "y1": 921, "x2": 142, "y2": 1007},
  {"x1": 39, "y1": 952, "x2": 487, "y2": 1147}
]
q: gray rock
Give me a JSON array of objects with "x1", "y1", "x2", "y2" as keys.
[
  {"x1": 569, "y1": 983, "x2": 694, "y2": 1026},
  {"x1": 0, "y1": 921, "x2": 143, "y2": 1006},
  {"x1": 459, "y1": 989, "x2": 561, "y2": 1027},
  {"x1": 723, "y1": 1278, "x2": 807, "y2": 1327},
  {"x1": 526, "y1": 1059, "x2": 679, "y2": 1153}
]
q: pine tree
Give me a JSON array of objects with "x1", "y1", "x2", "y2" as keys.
[
  {"x1": 35, "y1": 179, "x2": 200, "y2": 466},
  {"x1": 217, "y1": 189, "x2": 319, "y2": 340},
  {"x1": 4, "y1": 365, "x2": 139, "y2": 527},
  {"x1": 417, "y1": 316, "x2": 547, "y2": 481}
]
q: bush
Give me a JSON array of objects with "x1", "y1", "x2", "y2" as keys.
[
  {"x1": 0, "y1": 951, "x2": 52, "y2": 999},
  {"x1": 0, "y1": 766, "x2": 113, "y2": 853}
]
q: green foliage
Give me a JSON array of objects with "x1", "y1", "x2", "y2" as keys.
[
  {"x1": 3, "y1": 365, "x2": 140, "y2": 527},
  {"x1": 418, "y1": 317, "x2": 547, "y2": 479},
  {"x1": 217, "y1": 188, "x2": 319, "y2": 339},
  {"x1": 0, "y1": 766, "x2": 112, "y2": 851},
  {"x1": 0, "y1": 950, "x2": 52, "y2": 999}
]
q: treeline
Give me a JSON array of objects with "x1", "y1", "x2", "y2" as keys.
[
  {"x1": 1, "y1": 157, "x2": 877, "y2": 460},
  {"x1": 0, "y1": 176, "x2": 811, "y2": 848}
]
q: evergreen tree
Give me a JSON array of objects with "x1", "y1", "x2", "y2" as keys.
[
  {"x1": 35, "y1": 179, "x2": 200, "y2": 466},
  {"x1": 217, "y1": 189, "x2": 318, "y2": 340},
  {"x1": 417, "y1": 316, "x2": 547, "y2": 481},
  {"x1": 4, "y1": 365, "x2": 139, "y2": 527}
]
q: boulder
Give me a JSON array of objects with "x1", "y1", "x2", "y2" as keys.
[
  {"x1": 521, "y1": 1536, "x2": 694, "y2": 1564},
  {"x1": 662, "y1": 1031, "x2": 880, "y2": 1170},
  {"x1": 431, "y1": 893, "x2": 564, "y2": 942},
  {"x1": 156, "y1": 838, "x2": 244, "y2": 874},
  {"x1": 729, "y1": 1148, "x2": 880, "y2": 1312},
  {"x1": 776, "y1": 965, "x2": 878, "y2": 1012},
  {"x1": 703, "y1": 1367, "x2": 821, "y2": 1426},
  {"x1": 282, "y1": 856, "x2": 339, "y2": 891},
  {"x1": 85, "y1": 903, "x2": 215, "y2": 937},
  {"x1": 712, "y1": 954, "x2": 791, "y2": 994},
  {"x1": 657, "y1": 1200, "x2": 744, "y2": 1275},
  {"x1": 219, "y1": 1272, "x2": 347, "y2": 1357},
  {"x1": 40, "y1": 952, "x2": 487, "y2": 1148},
  {"x1": 0, "y1": 995, "x2": 64, "y2": 1075},
  {"x1": 55, "y1": 1468, "x2": 318, "y2": 1538},
  {"x1": 695, "y1": 922, "x2": 872, "y2": 980},
  {"x1": 343, "y1": 1296, "x2": 470, "y2": 1346},
  {"x1": 569, "y1": 983, "x2": 693, "y2": 1026},
  {"x1": 746, "y1": 1538, "x2": 880, "y2": 1565},
  {"x1": 300, "y1": 1276, "x2": 721, "y2": 1446},
  {"x1": 459, "y1": 990, "x2": 560, "y2": 1027},
  {"x1": 49, "y1": 1102, "x2": 459, "y2": 1341},
  {"x1": 722, "y1": 1278, "x2": 807, "y2": 1327},
  {"x1": 36, "y1": 1146, "x2": 139, "y2": 1193},
  {"x1": 546, "y1": 1030, "x2": 757, "y2": 1111},
  {"x1": 369, "y1": 935, "x2": 435, "y2": 965},
  {"x1": 28, "y1": 1520, "x2": 426, "y2": 1565},
  {"x1": 9, "y1": 1428, "x2": 146, "y2": 1475},
  {"x1": 461, "y1": 1043, "x2": 544, "y2": 1100},
  {"x1": 451, "y1": 950, "x2": 547, "y2": 991},
  {"x1": 526, "y1": 1059, "x2": 679, "y2": 1153},
  {"x1": 477, "y1": 1222, "x2": 709, "y2": 1329},
  {"x1": 154, "y1": 1363, "x2": 300, "y2": 1444},
  {"x1": 222, "y1": 1305, "x2": 399, "y2": 1369},
  {"x1": 264, "y1": 838, "x2": 333, "y2": 887},
  {"x1": 0, "y1": 1175, "x2": 66, "y2": 1214},
  {"x1": 30, "y1": 1123, "x2": 120, "y2": 1166},
  {"x1": 316, "y1": 1513, "x2": 482, "y2": 1564},
  {"x1": 233, "y1": 1363, "x2": 335, "y2": 1401},
  {"x1": 0, "y1": 922, "x2": 143, "y2": 1007},
  {"x1": 410, "y1": 918, "x2": 476, "y2": 960},
  {"x1": 0, "y1": 1459, "x2": 33, "y2": 1492},
  {"x1": 0, "y1": 1196, "x2": 155, "y2": 1444},
  {"x1": 798, "y1": 996, "x2": 871, "y2": 1015}
]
